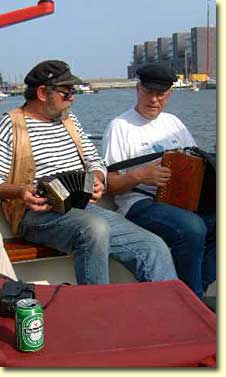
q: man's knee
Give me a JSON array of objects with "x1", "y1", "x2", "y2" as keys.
[
  {"x1": 82, "y1": 215, "x2": 111, "y2": 242},
  {"x1": 136, "y1": 229, "x2": 174, "y2": 264},
  {"x1": 182, "y1": 212, "x2": 207, "y2": 241},
  {"x1": 142, "y1": 233, "x2": 178, "y2": 280}
]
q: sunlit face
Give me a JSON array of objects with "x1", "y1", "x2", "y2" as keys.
[
  {"x1": 135, "y1": 83, "x2": 171, "y2": 120},
  {"x1": 46, "y1": 86, "x2": 76, "y2": 121}
]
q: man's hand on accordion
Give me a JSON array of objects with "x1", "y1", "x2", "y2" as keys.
[
  {"x1": 135, "y1": 159, "x2": 171, "y2": 187},
  {"x1": 20, "y1": 185, "x2": 52, "y2": 212},
  {"x1": 89, "y1": 175, "x2": 105, "y2": 203}
]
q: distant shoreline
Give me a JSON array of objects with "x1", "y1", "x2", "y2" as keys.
[{"x1": 87, "y1": 79, "x2": 137, "y2": 90}]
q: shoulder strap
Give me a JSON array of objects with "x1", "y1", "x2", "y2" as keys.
[
  {"x1": 107, "y1": 146, "x2": 216, "y2": 173},
  {"x1": 107, "y1": 151, "x2": 163, "y2": 172},
  {"x1": 62, "y1": 117, "x2": 85, "y2": 168}
]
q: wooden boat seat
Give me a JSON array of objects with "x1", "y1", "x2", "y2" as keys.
[
  {"x1": 1, "y1": 195, "x2": 117, "y2": 264},
  {"x1": 0, "y1": 201, "x2": 216, "y2": 293},
  {"x1": 4, "y1": 238, "x2": 67, "y2": 263},
  {"x1": 0, "y1": 202, "x2": 67, "y2": 263}
]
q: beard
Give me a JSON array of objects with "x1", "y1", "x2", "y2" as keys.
[
  {"x1": 47, "y1": 105, "x2": 71, "y2": 121},
  {"x1": 46, "y1": 95, "x2": 71, "y2": 121}
]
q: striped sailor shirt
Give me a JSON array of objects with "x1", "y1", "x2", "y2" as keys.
[{"x1": 0, "y1": 111, "x2": 106, "y2": 185}]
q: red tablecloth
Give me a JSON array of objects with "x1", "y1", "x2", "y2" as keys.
[{"x1": 0, "y1": 279, "x2": 216, "y2": 368}]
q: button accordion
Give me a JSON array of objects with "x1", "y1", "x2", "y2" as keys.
[
  {"x1": 37, "y1": 170, "x2": 94, "y2": 214},
  {"x1": 156, "y1": 150, "x2": 206, "y2": 211}
]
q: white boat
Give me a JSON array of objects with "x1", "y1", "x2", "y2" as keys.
[
  {"x1": 79, "y1": 84, "x2": 94, "y2": 93},
  {"x1": 75, "y1": 82, "x2": 98, "y2": 94},
  {"x1": 190, "y1": 84, "x2": 200, "y2": 92},
  {"x1": 0, "y1": 0, "x2": 215, "y2": 295},
  {"x1": 0, "y1": 91, "x2": 9, "y2": 99},
  {"x1": 172, "y1": 79, "x2": 191, "y2": 89},
  {"x1": 0, "y1": 195, "x2": 216, "y2": 300},
  {"x1": 191, "y1": 87, "x2": 200, "y2": 92}
]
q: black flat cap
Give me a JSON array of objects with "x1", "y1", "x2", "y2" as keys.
[
  {"x1": 136, "y1": 63, "x2": 177, "y2": 90},
  {"x1": 24, "y1": 60, "x2": 79, "y2": 86}
]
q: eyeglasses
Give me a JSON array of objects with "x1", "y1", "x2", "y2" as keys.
[
  {"x1": 140, "y1": 86, "x2": 170, "y2": 99},
  {"x1": 53, "y1": 87, "x2": 76, "y2": 100}
]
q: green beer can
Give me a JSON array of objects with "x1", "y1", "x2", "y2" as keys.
[{"x1": 15, "y1": 298, "x2": 44, "y2": 352}]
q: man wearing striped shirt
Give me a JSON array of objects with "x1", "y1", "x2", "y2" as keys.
[{"x1": 0, "y1": 60, "x2": 177, "y2": 285}]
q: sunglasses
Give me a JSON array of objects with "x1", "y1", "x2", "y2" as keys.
[
  {"x1": 141, "y1": 86, "x2": 170, "y2": 99},
  {"x1": 53, "y1": 87, "x2": 76, "y2": 100}
]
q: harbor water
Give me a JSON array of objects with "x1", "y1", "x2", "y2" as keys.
[{"x1": 0, "y1": 88, "x2": 216, "y2": 153}]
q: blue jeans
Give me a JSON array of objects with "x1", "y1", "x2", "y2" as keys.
[
  {"x1": 126, "y1": 199, "x2": 216, "y2": 298},
  {"x1": 18, "y1": 203, "x2": 177, "y2": 284}
]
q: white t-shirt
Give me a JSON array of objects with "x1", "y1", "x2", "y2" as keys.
[{"x1": 102, "y1": 107, "x2": 197, "y2": 216}]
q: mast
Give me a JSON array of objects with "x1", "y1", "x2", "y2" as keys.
[
  {"x1": 206, "y1": 0, "x2": 210, "y2": 79},
  {"x1": 184, "y1": 49, "x2": 188, "y2": 82}
]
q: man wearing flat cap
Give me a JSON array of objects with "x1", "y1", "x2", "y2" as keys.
[
  {"x1": 103, "y1": 63, "x2": 216, "y2": 299},
  {"x1": 0, "y1": 60, "x2": 177, "y2": 285}
]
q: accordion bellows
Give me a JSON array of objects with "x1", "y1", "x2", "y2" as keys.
[
  {"x1": 156, "y1": 151, "x2": 206, "y2": 211},
  {"x1": 37, "y1": 170, "x2": 94, "y2": 214}
]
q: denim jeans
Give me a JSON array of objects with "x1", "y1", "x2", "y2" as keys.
[
  {"x1": 126, "y1": 199, "x2": 216, "y2": 298},
  {"x1": 19, "y1": 203, "x2": 177, "y2": 284}
]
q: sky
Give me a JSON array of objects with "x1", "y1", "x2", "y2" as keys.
[{"x1": 0, "y1": 0, "x2": 217, "y2": 82}]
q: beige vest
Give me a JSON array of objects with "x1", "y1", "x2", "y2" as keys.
[{"x1": 2, "y1": 107, "x2": 84, "y2": 235}]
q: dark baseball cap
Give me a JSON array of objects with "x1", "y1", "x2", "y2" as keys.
[
  {"x1": 24, "y1": 60, "x2": 79, "y2": 87},
  {"x1": 136, "y1": 63, "x2": 177, "y2": 91}
]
